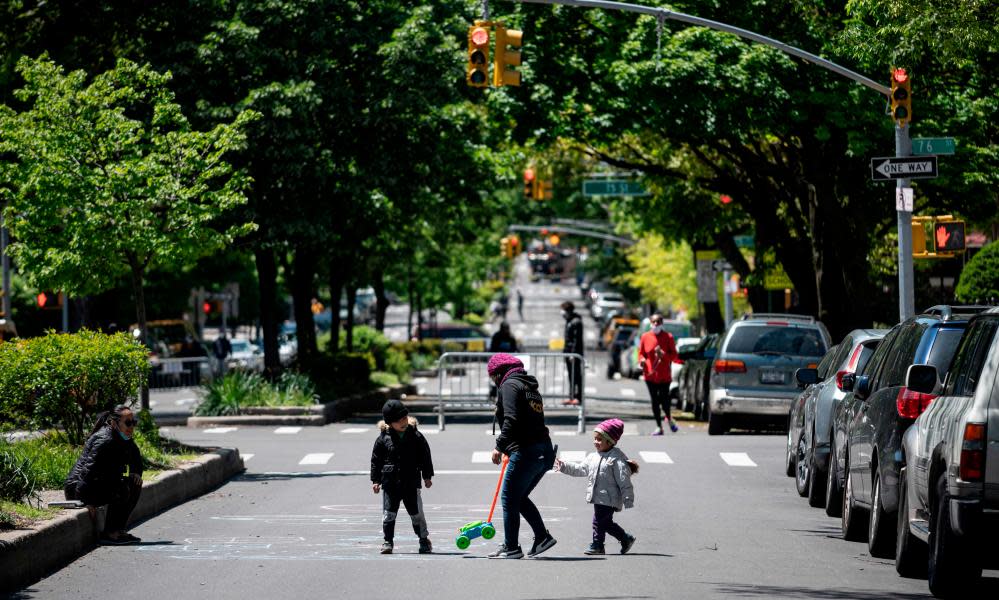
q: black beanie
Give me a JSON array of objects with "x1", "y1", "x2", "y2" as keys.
[{"x1": 382, "y1": 399, "x2": 409, "y2": 423}]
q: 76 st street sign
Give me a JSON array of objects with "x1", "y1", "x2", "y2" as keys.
[{"x1": 870, "y1": 156, "x2": 938, "y2": 181}]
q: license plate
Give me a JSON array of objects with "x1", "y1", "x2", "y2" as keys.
[{"x1": 760, "y1": 370, "x2": 784, "y2": 384}]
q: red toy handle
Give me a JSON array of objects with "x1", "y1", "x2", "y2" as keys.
[{"x1": 486, "y1": 455, "x2": 509, "y2": 524}]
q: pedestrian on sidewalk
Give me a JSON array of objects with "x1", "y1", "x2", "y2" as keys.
[
  {"x1": 487, "y1": 353, "x2": 557, "y2": 559},
  {"x1": 64, "y1": 405, "x2": 144, "y2": 545},
  {"x1": 516, "y1": 289, "x2": 524, "y2": 321},
  {"x1": 489, "y1": 321, "x2": 519, "y2": 353},
  {"x1": 639, "y1": 313, "x2": 680, "y2": 435},
  {"x1": 370, "y1": 399, "x2": 434, "y2": 554},
  {"x1": 561, "y1": 301, "x2": 584, "y2": 406},
  {"x1": 553, "y1": 418, "x2": 638, "y2": 555}
]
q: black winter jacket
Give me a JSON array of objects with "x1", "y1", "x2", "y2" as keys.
[
  {"x1": 370, "y1": 418, "x2": 434, "y2": 490},
  {"x1": 564, "y1": 312, "x2": 584, "y2": 355},
  {"x1": 495, "y1": 371, "x2": 550, "y2": 455},
  {"x1": 65, "y1": 427, "x2": 143, "y2": 501}
]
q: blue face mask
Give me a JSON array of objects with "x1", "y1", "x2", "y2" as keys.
[{"x1": 118, "y1": 430, "x2": 131, "y2": 441}]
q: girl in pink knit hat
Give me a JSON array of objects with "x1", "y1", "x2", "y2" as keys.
[{"x1": 553, "y1": 418, "x2": 639, "y2": 555}]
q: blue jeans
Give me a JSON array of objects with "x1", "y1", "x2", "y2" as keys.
[{"x1": 501, "y1": 440, "x2": 555, "y2": 549}]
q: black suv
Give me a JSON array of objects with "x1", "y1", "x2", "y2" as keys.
[{"x1": 832, "y1": 305, "x2": 990, "y2": 558}]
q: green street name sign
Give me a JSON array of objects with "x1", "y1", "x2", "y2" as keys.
[
  {"x1": 912, "y1": 137, "x2": 955, "y2": 156},
  {"x1": 582, "y1": 180, "x2": 648, "y2": 197}
]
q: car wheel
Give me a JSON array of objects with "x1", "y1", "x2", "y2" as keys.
[
  {"x1": 868, "y1": 468, "x2": 896, "y2": 558},
  {"x1": 928, "y1": 475, "x2": 982, "y2": 597},
  {"x1": 795, "y1": 434, "x2": 810, "y2": 497},
  {"x1": 785, "y1": 429, "x2": 797, "y2": 477},
  {"x1": 807, "y1": 444, "x2": 827, "y2": 508},
  {"x1": 825, "y1": 441, "x2": 842, "y2": 518},
  {"x1": 707, "y1": 407, "x2": 727, "y2": 436},
  {"x1": 895, "y1": 468, "x2": 927, "y2": 578},
  {"x1": 841, "y1": 457, "x2": 868, "y2": 542}
]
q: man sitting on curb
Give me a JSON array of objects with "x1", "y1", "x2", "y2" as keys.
[{"x1": 64, "y1": 405, "x2": 144, "y2": 545}]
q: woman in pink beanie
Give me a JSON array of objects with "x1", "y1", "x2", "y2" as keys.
[{"x1": 553, "y1": 418, "x2": 639, "y2": 555}]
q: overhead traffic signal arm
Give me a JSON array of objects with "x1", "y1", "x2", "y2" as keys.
[{"x1": 493, "y1": 24, "x2": 523, "y2": 87}]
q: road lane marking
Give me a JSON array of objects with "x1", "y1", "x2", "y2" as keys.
[
  {"x1": 204, "y1": 427, "x2": 238, "y2": 434},
  {"x1": 559, "y1": 451, "x2": 587, "y2": 461},
  {"x1": 341, "y1": 428, "x2": 369, "y2": 434},
  {"x1": 623, "y1": 423, "x2": 639, "y2": 436},
  {"x1": 585, "y1": 386, "x2": 597, "y2": 394},
  {"x1": 639, "y1": 451, "x2": 673, "y2": 464},
  {"x1": 471, "y1": 451, "x2": 493, "y2": 463},
  {"x1": 620, "y1": 388, "x2": 636, "y2": 397},
  {"x1": 275, "y1": 427, "x2": 302, "y2": 434},
  {"x1": 241, "y1": 454, "x2": 254, "y2": 462},
  {"x1": 720, "y1": 452, "x2": 757, "y2": 467},
  {"x1": 552, "y1": 430, "x2": 578, "y2": 436},
  {"x1": 299, "y1": 453, "x2": 335, "y2": 465}
]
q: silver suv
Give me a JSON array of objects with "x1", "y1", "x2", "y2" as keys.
[
  {"x1": 708, "y1": 313, "x2": 831, "y2": 435},
  {"x1": 898, "y1": 307, "x2": 999, "y2": 597}
]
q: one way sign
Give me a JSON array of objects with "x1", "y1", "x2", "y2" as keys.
[{"x1": 870, "y1": 156, "x2": 938, "y2": 181}]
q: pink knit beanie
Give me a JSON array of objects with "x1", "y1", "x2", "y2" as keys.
[
  {"x1": 487, "y1": 353, "x2": 524, "y2": 376},
  {"x1": 595, "y1": 418, "x2": 624, "y2": 444}
]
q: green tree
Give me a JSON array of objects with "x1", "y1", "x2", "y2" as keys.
[
  {"x1": 0, "y1": 56, "x2": 255, "y2": 408},
  {"x1": 955, "y1": 243, "x2": 999, "y2": 303},
  {"x1": 618, "y1": 234, "x2": 698, "y2": 318}
]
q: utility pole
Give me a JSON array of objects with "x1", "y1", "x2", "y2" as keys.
[{"x1": 896, "y1": 124, "x2": 914, "y2": 320}]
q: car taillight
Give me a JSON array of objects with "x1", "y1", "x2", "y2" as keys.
[
  {"x1": 896, "y1": 387, "x2": 936, "y2": 419},
  {"x1": 713, "y1": 359, "x2": 746, "y2": 374},
  {"x1": 960, "y1": 422, "x2": 987, "y2": 482}
]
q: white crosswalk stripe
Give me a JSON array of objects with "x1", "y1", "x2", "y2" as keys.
[
  {"x1": 274, "y1": 427, "x2": 302, "y2": 435},
  {"x1": 720, "y1": 452, "x2": 757, "y2": 467},
  {"x1": 341, "y1": 428, "x2": 369, "y2": 434},
  {"x1": 299, "y1": 453, "x2": 334, "y2": 465},
  {"x1": 471, "y1": 451, "x2": 493, "y2": 463},
  {"x1": 585, "y1": 386, "x2": 597, "y2": 395},
  {"x1": 620, "y1": 388, "x2": 636, "y2": 397},
  {"x1": 204, "y1": 427, "x2": 238, "y2": 434},
  {"x1": 552, "y1": 430, "x2": 578, "y2": 436},
  {"x1": 639, "y1": 451, "x2": 673, "y2": 464},
  {"x1": 241, "y1": 454, "x2": 254, "y2": 462}
]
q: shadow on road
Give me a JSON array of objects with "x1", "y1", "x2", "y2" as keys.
[
  {"x1": 709, "y1": 582, "x2": 954, "y2": 598},
  {"x1": 235, "y1": 472, "x2": 364, "y2": 482}
]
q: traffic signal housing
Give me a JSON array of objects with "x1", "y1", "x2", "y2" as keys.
[
  {"x1": 37, "y1": 291, "x2": 63, "y2": 310},
  {"x1": 523, "y1": 168, "x2": 535, "y2": 199},
  {"x1": 934, "y1": 220, "x2": 965, "y2": 252},
  {"x1": 467, "y1": 23, "x2": 490, "y2": 88},
  {"x1": 890, "y1": 68, "x2": 911, "y2": 126},
  {"x1": 500, "y1": 236, "x2": 510, "y2": 258},
  {"x1": 493, "y1": 24, "x2": 523, "y2": 87}
]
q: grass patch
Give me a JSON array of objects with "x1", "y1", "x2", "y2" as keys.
[
  {"x1": 0, "y1": 499, "x2": 59, "y2": 526},
  {"x1": 196, "y1": 371, "x2": 319, "y2": 416}
]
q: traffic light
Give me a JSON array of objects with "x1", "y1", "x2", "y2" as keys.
[
  {"x1": 523, "y1": 168, "x2": 535, "y2": 199},
  {"x1": 467, "y1": 23, "x2": 490, "y2": 88},
  {"x1": 537, "y1": 178, "x2": 553, "y2": 200},
  {"x1": 493, "y1": 24, "x2": 523, "y2": 87},
  {"x1": 509, "y1": 236, "x2": 520, "y2": 257},
  {"x1": 890, "y1": 68, "x2": 911, "y2": 126},
  {"x1": 36, "y1": 291, "x2": 62, "y2": 310},
  {"x1": 500, "y1": 236, "x2": 510, "y2": 258},
  {"x1": 934, "y1": 220, "x2": 965, "y2": 252}
]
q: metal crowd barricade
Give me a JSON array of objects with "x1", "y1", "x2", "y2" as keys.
[
  {"x1": 436, "y1": 351, "x2": 585, "y2": 434},
  {"x1": 148, "y1": 357, "x2": 212, "y2": 389}
]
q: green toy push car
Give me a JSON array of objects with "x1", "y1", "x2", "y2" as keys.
[{"x1": 455, "y1": 520, "x2": 496, "y2": 549}]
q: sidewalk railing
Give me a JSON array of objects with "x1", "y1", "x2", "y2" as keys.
[
  {"x1": 148, "y1": 357, "x2": 212, "y2": 389},
  {"x1": 436, "y1": 351, "x2": 585, "y2": 433}
]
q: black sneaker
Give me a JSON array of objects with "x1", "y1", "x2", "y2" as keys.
[
  {"x1": 527, "y1": 532, "x2": 557, "y2": 557},
  {"x1": 380, "y1": 540, "x2": 393, "y2": 554},
  {"x1": 620, "y1": 534, "x2": 636, "y2": 554},
  {"x1": 487, "y1": 544, "x2": 524, "y2": 559},
  {"x1": 583, "y1": 543, "x2": 605, "y2": 555},
  {"x1": 419, "y1": 538, "x2": 433, "y2": 554}
]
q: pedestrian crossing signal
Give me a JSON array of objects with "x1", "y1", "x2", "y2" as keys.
[
  {"x1": 934, "y1": 221, "x2": 965, "y2": 252},
  {"x1": 36, "y1": 291, "x2": 62, "y2": 310}
]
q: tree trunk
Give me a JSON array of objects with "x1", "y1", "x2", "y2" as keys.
[
  {"x1": 127, "y1": 255, "x2": 149, "y2": 412},
  {"x1": 415, "y1": 287, "x2": 424, "y2": 341},
  {"x1": 345, "y1": 284, "x2": 356, "y2": 352},
  {"x1": 373, "y1": 270, "x2": 388, "y2": 332},
  {"x1": 255, "y1": 247, "x2": 280, "y2": 377},
  {"x1": 406, "y1": 264, "x2": 414, "y2": 341},
  {"x1": 328, "y1": 263, "x2": 344, "y2": 354},
  {"x1": 290, "y1": 248, "x2": 318, "y2": 364}
]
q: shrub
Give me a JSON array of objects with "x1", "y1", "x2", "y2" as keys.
[
  {"x1": 370, "y1": 371, "x2": 400, "y2": 388},
  {"x1": 385, "y1": 347, "x2": 411, "y2": 381},
  {"x1": 5, "y1": 433, "x2": 80, "y2": 491},
  {"x1": 339, "y1": 326, "x2": 391, "y2": 369},
  {"x1": 955, "y1": 241, "x2": 999, "y2": 303},
  {"x1": 271, "y1": 371, "x2": 319, "y2": 407},
  {"x1": 0, "y1": 331, "x2": 149, "y2": 445},
  {"x1": 0, "y1": 443, "x2": 39, "y2": 503},
  {"x1": 464, "y1": 312, "x2": 484, "y2": 326},
  {"x1": 0, "y1": 509, "x2": 15, "y2": 530},
  {"x1": 196, "y1": 371, "x2": 265, "y2": 416}
]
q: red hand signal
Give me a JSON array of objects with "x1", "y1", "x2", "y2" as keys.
[{"x1": 935, "y1": 225, "x2": 950, "y2": 249}]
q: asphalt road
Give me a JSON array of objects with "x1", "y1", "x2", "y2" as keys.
[{"x1": 14, "y1": 417, "x2": 988, "y2": 600}]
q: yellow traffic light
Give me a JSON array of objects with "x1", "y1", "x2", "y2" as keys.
[
  {"x1": 493, "y1": 24, "x2": 523, "y2": 87},
  {"x1": 890, "y1": 68, "x2": 911, "y2": 126},
  {"x1": 467, "y1": 23, "x2": 490, "y2": 88},
  {"x1": 537, "y1": 178, "x2": 553, "y2": 200}
]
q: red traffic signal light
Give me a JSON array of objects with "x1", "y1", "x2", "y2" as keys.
[
  {"x1": 37, "y1": 291, "x2": 63, "y2": 310},
  {"x1": 203, "y1": 301, "x2": 212, "y2": 314}
]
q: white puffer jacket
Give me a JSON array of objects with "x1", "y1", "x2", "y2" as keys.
[{"x1": 558, "y1": 447, "x2": 635, "y2": 510}]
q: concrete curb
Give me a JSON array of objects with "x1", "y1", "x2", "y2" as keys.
[
  {"x1": 184, "y1": 383, "x2": 417, "y2": 427},
  {"x1": 0, "y1": 448, "x2": 244, "y2": 594}
]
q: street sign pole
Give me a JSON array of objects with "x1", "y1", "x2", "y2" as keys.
[
  {"x1": 896, "y1": 124, "x2": 914, "y2": 321},
  {"x1": 723, "y1": 267, "x2": 734, "y2": 327}
]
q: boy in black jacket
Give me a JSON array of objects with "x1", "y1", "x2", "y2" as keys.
[{"x1": 370, "y1": 399, "x2": 434, "y2": 554}]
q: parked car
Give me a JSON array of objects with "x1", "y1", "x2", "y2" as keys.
[
  {"x1": 677, "y1": 333, "x2": 720, "y2": 421},
  {"x1": 898, "y1": 306, "x2": 999, "y2": 595},
  {"x1": 787, "y1": 329, "x2": 886, "y2": 509},
  {"x1": 833, "y1": 305, "x2": 988, "y2": 558},
  {"x1": 786, "y1": 342, "x2": 841, "y2": 481},
  {"x1": 670, "y1": 337, "x2": 701, "y2": 406},
  {"x1": 600, "y1": 316, "x2": 639, "y2": 350},
  {"x1": 707, "y1": 313, "x2": 831, "y2": 435},
  {"x1": 226, "y1": 338, "x2": 264, "y2": 372},
  {"x1": 605, "y1": 325, "x2": 638, "y2": 379},
  {"x1": 590, "y1": 292, "x2": 626, "y2": 321}
]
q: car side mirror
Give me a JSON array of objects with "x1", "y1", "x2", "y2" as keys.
[
  {"x1": 854, "y1": 375, "x2": 872, "y2": 400},
  {"x1": 905, "y1": 364, "x2": 938, "y2": 395},
  {"x1": 795, "y1": 368, "x2": 819, "y2": 388},
  {"x1": 839, "y1": 372, "x2": 856, "y2": 392}
]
